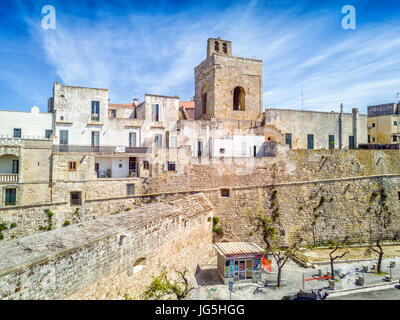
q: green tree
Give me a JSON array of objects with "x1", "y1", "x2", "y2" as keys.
[
  {"x1": 249, "y1": 211, "x2": 303, "y2": 287},
  {"x1": 143, "y1": 267, "x2": 193, "y2": 300}
]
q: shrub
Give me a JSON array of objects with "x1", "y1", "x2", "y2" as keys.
[
  {"x1": 10, "y1": 223, "x2": 17, "y2": 229},
  {"x1": 0, "y1": 223, "x2": 7, "y2": 232},
  {"x1": 212, "y1": 217, "x2": 219, "y2": 226},
  {"x1": 63, "y1": 220, "x2": 70, "y2": 227},
  {"x1": 0, "y1": 232, "x2": 3, "y2": 240}
]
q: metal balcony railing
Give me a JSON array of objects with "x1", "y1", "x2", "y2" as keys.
[
  {"x1": 53, "y1": 145, "x2": 151, "y2": 154},
  {"x1": 0, "y1": 174, "x2": 18, "y2": 183}
]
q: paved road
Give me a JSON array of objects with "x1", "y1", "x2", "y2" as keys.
[{"x1": 329, "y1": 286, "x2": 400, "y2": 300}]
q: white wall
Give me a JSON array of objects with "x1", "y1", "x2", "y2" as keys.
[
  {"x1": 0, "y1": 106, "x2": 53, "y2": 139},
  {"x1": 211, "y1": 135, "x2": 265, "y2": 157}
]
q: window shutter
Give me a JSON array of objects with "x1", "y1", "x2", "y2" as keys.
[
  {"x1": 174, "y1": 162, "x2": 178, "y2": 172},
  {"x1": 163, "y1": 162, "x2": 168, "y2": 172},
  {"x1": 152, "y1": 104, "x2": 156, "y2": 122}
]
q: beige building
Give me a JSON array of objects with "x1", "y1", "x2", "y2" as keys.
[
  {"x1": 194, "y1": 37, "x2": 263, "y2": 121},
  {"x1": 264, "y1": 105, "x2": 368, "y2": 150},
  {"x1": 367, "y1": 103, "x2": 400, "y2": 144}
]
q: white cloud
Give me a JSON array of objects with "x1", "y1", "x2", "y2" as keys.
[{"x1": 25, "y1": 2, "x2": 400, "y2": 113}]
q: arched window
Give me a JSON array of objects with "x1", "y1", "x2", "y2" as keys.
[
  {"x1": 223, "y1": 43, "x2": 227, "y2": 53},
  {"x1": 214, "y1": 41, "x2": 219, "y2": 52},
  {"x1": 233, "y1": 86, "x2": 245, "y2": 111}
]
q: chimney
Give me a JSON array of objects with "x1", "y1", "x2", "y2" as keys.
[{"x1": 133, "y1": 98, "x2": 139, "y2": 107}]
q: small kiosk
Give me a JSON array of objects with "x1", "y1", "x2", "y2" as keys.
[{"x1": 214, "y1": 242, "x2": 264, "y2": 284}]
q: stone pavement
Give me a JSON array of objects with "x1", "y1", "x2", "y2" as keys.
[{"x1": 187, "y1": 256, "x2": 400, "y2": 300}]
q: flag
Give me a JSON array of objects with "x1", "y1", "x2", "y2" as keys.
[{"x1": 261, "y1": 256, "x2": 271, "y2": 272}]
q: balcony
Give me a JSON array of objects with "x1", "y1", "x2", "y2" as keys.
[
  {"x1": 0, "y1": 174, "x2": 18, "y2": 183},
  {"x1": 53, "y1": 145, "x2": 151, "y2": 154}
]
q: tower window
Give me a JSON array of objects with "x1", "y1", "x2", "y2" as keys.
[
  {"x1": 233, "y1": 86, "x2": 245, "y2": 111},
  {"x1": 214, "y1": 41, "x2": 219, "y2": 52},
  {"x1": 202, "y1": 93, "x2": 207, "y2": 114},
  {"x1": 223, "y1": 42, "x2": 227, "y2": 53}
]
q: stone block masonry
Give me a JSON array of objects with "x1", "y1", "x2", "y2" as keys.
[{"x1": 0, "y1": 194, "x2": 214, "y2": 300}]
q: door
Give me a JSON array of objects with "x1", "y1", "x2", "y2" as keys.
[
  {"x1": 95, "y1": 163, "x2": 99, "y2": 177},
  {"x1": 5, "y1": 188, "x2": 16, "y2": 205},
  {"x1": 329, "y1": 135, "x2": 335, "y2": 149},
  {"x1": 12, "y1": 160, "x2": 19, "y2": 174},
  {"x1": 349, "y1": 136, "x2": 355, "y2": 149},
  {"x1": 253, "y1": 146, "x2": 257, "y2": 157},
  {"x1": 307, "y1": 134, "x2": 314, "y2": 149},
  {"x1": 129, "y1": 157, "x2": 137, "y2": 176},
  {"x1": 59, "y1": 130, "x2": 68, "y2": 145},
  {"x1": 285, "y1": 133, "x2": 292, "y2": 149},
  {"x1": 129, "y1": 132, "x2": 137, "y2": 147}
]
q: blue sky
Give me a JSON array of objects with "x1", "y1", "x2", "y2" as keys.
[{"x1": 1, "y1": 0, "x2": 400, "y2": 114}]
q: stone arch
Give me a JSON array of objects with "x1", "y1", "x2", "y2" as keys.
[
  {"x1": 0, "y1": 154, "x2": 19, "y2": 174},
  {"x1": 222, "y1": 42, "x2": 227, "y2": 53},
  {"x1": 233, "y1": 86, "x2": 245, "y2": 111},
  {"x1": 214, "y1": 41, "x2": 219, "y2": 52}
]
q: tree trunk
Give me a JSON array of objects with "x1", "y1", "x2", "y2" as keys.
[
  {"x1": 330, "y1": 259, "x2": 335, "y2": 280},
  {"x1": 277, "y1": 266, "x2": 282, "y2": 287},
  {"x1": 377, "y1": 251, "x2": 384, "y2": 273}
]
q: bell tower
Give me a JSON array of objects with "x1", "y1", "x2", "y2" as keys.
[{"x1": 194, "y1": 38, "x2": 263, "y2": 121}]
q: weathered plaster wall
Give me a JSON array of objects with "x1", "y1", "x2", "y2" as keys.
[{"x1": 0, "y1": 194, "x2": 214, "y2": 300}]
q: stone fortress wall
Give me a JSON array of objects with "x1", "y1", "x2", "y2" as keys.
[
  {"x1": 1, "y1": 149, "x2": 399, "y2": 246},
  {"x1": 0, "y1": 194, "x2": 214, "y2": 300}
]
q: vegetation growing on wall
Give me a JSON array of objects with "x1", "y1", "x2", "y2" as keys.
[
  {"x1": 142, "y1": 267, "x2": 193, "y2": 300},
  {"x1": 39, "y1": 209, "x2": 54, "y2": 231},
  {"x1": 212, "y1": 216, "x2": 223, "y2": 235}
]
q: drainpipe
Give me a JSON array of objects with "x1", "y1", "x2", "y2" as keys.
[
  {"x1": 339, "y1": 103, "x2": 343, "y2": 149},
  {"x1": 352, "y1": 108, "x2": 359, "y2": 148}
]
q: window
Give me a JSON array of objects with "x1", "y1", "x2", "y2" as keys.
[
  {"x1": 223, "y1": 42, "x2": 227, "y2": 53},
  {"x1": 394, "y1": 121, "x2": 398, "y2": 126},
  {"x1": 127, "y1": 184, "x2": 135, "y2": 196},
  {"x1": 202, "y1": 93, "x2": 207, "y2": 114},
  {"x1": 372, "y1": 123, "x2": 375, "y2": 127},
  {"x1": 12, "y1": 160, "x2": 19, "y2": 174},
  {"x1": 60, "y1": 130, "x2": 68, "y2": 145},
  {"x1": 368, "y1": 135, "x2": 370, "y2": 143},
  {"x1": 398, "y1": 191, "x2": 400, "y2": 200},
  {"x1": 70, "y1": 192, "x2": 82, "y2": 205},
  {"x1": 233, "y1": 86, "x2": 245, "y2": 111},
  {"x1": 372, "y1": 137, "x2": 375, "y2": 142},
  {"x1": 164, "y1": 162, "x2": 177, "y2": 171},
  {"x1": 307, "y1": 134, "x2": 314, "y2": 150},
  {"x1": 285, "y1": 133, "x2": 292, "y2": 149},
  {"x1": 91, "y1": 101, "x2": 100, "y2": 120},
  {"x1": 129, "y1": 132, "x2": 137, "y2": 147},
  {"x1": 219, "y1": 148, "x2": 225, "y2": 154},
  {"x1": 214, "y1": 41, "x2": 219, "y2": 52},
  {"x1": 220, "y1": 189, "x2": 230, "y2": 197},
  {"x1": 143, "y1": 161, "x2": 149, "y2": 170},
  {"x1": 152, "y1": 104, "x2": 160, "y2": 122},
  {"x1": 5, "y1": 188, "x2": 16, "y2": 206},
  {"x1": 394, "y1": 136, "x2": 398, "y2": 143},
  {"x1": 242, "y1": 142, "x2": 246, "y2": 155},
  {"x1": 111, "y1": 109, "x2": 116, "y2": 118},
  {"x1": 68, "y1": 161, "x2": 77, "y2": 171},
  {"x1": 13, "y1": 128, "x2": 21, "y2": 138},
  {"x1": 329, "y1": 135, "x2": 335, "y2": 149},
  {"x1": 168, "y1": 162, "x2": 176, "y2": 171},
  {"x1": 170, "y1": 136, "x2": 177, "y2": 148},
  {"x1": 198, "y1": 141, "x2": 203, "y2": 157},
  {"x1": 60, "y1": 116, "x2": 64, "y2": 121},
  {"x1": 45, "y1": 130, "x2": 53, "y2": 139},
  {"x1": 154, "y1": 134, "x2": 162, "y2": 147}
]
